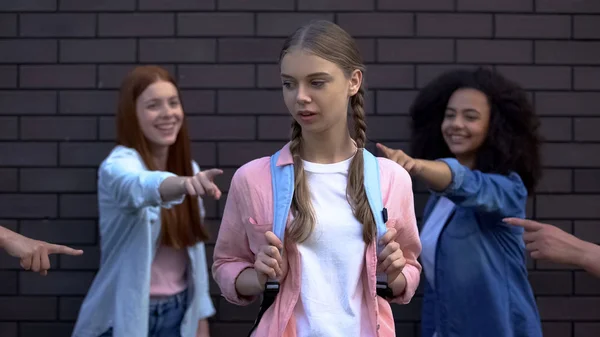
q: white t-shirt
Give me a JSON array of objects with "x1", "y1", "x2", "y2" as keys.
[{"x1": 293, "y1": 156, "x2": 372, "y2": 337}]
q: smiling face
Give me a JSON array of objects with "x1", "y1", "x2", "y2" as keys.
[
  {"x1": 135, "y1": 80, "x2": 183, "y2": 150},
  {"x1": 280, "y1": 48, "x2": 361, "y2": 136},
  {"x1": 441, "y1": 88, "x2": 491, "y2": 166}
]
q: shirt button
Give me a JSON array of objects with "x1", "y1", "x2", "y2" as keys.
[{"x1": 377, "y1": 324, "x2": 380, "y2": 330}]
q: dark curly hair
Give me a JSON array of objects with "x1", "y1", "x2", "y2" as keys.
[{"x1": 409, "y1": 67, "x2": 542, "y2": 194}]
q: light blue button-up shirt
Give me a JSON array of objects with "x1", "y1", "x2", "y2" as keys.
[{"x1": 71, "y1": 145, "x2": 215, "y2": 337}]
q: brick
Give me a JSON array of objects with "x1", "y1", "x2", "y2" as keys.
[
  {"x1": 98, "y1": 64, "x2": 176, "y2": 89},
  {"x1": 218, "y1": 0, "x2": 293, "y2": 10},
  {"x1": 457, "y1": 40, "x2": 532, "y2": 63},
  {"x1": 542, "y1": 323, "x2": 572, "y2": 337},
  {"x1": 258, "y1": 116, "x2": 292, "y2": 140},
  {"x1": 0, "y1": 66, "x2": 15, "y2": 88},
  {"x1": 574, "y1": 221, "x2": 600, "y2": 243},
  {"x1": 59, "y1": 297, "x2": 83, "y2": 320},
  {"x1": 187, "y1": 116, "x2": 256, "y2": 140},
  {"x1": 497, "y1": 66, "x2": 570, "y2": 90},
  {"x1": 0, "y1": 117, "x2": 17, "y2": 140},
  {"x1": 99, "y1": 13, "x2": 174, "y2": 37},
  {"x1": 356, "y1": 39, "x2": 376, "y2": 63},
  {"x1": 378, "y1": 0, "x2": 453, "y2": 10},
  {"x1": 367, "y1": 116, "x2": 411, "y2": 141},
  {"x1": 191, "y1": 142, "x2": 217, "y2": 167},
  {"x1": 218, "y1": 142, "x2": 284, "y2": 166},
  {"x1": 60, "y1": 39, "x2": 136, "y2": 63},
  {"x1": 536, "y1": 169, "x2": 572, "y2": 193},
  {"x1": 257, "y1": 64, "x2": 281, "y2": 88},
  {"x1": 256, "y1": 13, "x2": 334, "y2": 37},
  {"x1": 298, "y1": 0, "x2": 374, "y2": 10},
  {"x1": 60, "y1": 194, "x2": 98, "y2": 218},
  {"x1": 60, "y1": 246, "x2": 99, "y2": 269},
  {"x1": 180, "y1": 90, "x2": 216, "y2": 114},
  {"x1": 21, "y1": 323, "x2": 75, "y2": 337},
  {"x1": 0, "y1": 271, "x2": 16, "y2": 294},
  {"x1": 417, "y1": 14, "x2": 492, "y2": 37},
  {"x1": 378, "y1": 39, "x2": 454, "y2": 63},
  {"x1": 59, "y1": 0, "x2": 135, "y2": 11},
  {"x1": 98, "y1": 116, "x2": 115, "y2": 140},
  {"x1": 59, "y1": 142, "x2": 114, "y2": 166},
  {"x1": 0, "y1": 194, "x2": 57, "y2": 218},
  {"x1": 0, "y1": 323, "x2": 16, "y2": 337},
  {"x1": 537, "y1": 117, "x2": 572, "y2": 141},
  {"x1": 338, "y1": 13, "x2": 413, "y2": 37},
  {"x1": 219, "y1": 38, "x2": 283, "y2": 63},
  {"x1": 218, "y1": 90, "x2": 287, "y2": 114},
  {"x1": 536, "y1": 195, "x2": 600, "y2": 219},
  {"x1": 140, "y1": 39, "x2": 216, "y2": 63},
  {"x1": 139, "y1": 0, "x2": 215, "y2": 10},
  {"x1": 538, "y1": 297, "x2": 600, "y2": 320},
  {"x1": 574, "y1": 118, "x2": 600, "y2": 141},
  {"x1": 20, "y1": 13, "x2": 95, "y2": 37},
  {"x1": 178, "y1": 65, "x2": 254, "y2": 88},
  {"x1": 0, "y1": 297, "x2": 56, "y2": 320},
  {"x1": 20, "y1": 168, "x2": 97, "y2": 192},
  {"x1": 394, "y1": 323, "x2": 417, "y2": 337},
  {"x1": 0, "y1": 40, "x2": 56, "y2": 63},
  {"x1": 457, "y1": 0, "x2": 533, "y2": 11},
  {"x1": 574, "y1": 15, "x2": 600, "y2": 39},
  {"x1": 576, "y1": 323, "x2": 600, "y2": 337},
  {"x1": 0, "y1": 0, "x2": 56, "y2": 11},
  {"x1": 536, "y1": 41, "x2": 600, "y2": 65},
  {"x1": 495, "y1": 14, "x2": 571, "y2": 39},
  {"x1": 574, "y1": 67, "x2": 600, "y2": 90},
  {"x1": 178, "y1": 13, "x2": 253, "y2": 36},
  {"x1": 59, "y1": 91, "x2": 117, "y2": 115},
  {"x1": 0, "y1": 143, "x2": 56, "y2": 166},
  {"x1": 537, "y1": 0, "x2": 600, "y2": 13},
  {"x1": 20, "y1": 271, "x2": 94, "y2": 295},
  {"x1": 20, "y1": 220, "x2": 96, "y2": 245},
  {"x1": 19, "y1": 65, "x2": 96, "y2": 89},
  {"x1": 376, "y1": 90, "x2": 417, "y2": 115},
  {"x1": 528, "y1": 271, "x2": 572, "y2": 295},
  {"x1": 575, "y1": 271, "x2": 600, "y2": 295},
  {"x1": 21, "y1": 116, "x2": 97, "y2": 140},
  {"x1": 366, "y1": 65, "x2": 414, "y2": 89},
  {"x1": 536, "y1": 92, "x2": 600, "y2": 116},
  {"x1": 542, "y1": 143, "x2": 600, "y2": 168},
  {"x1": 416, "y1": 64, "x2": 481, "y2": 88},
  {"x1": 0, "y1": 14, "x2": 16, "y2": 36},
  {"x1": 575, "y1": 170, "x2": 600, "y2": 193},
  {"x1": 0, "y1": 168, "x2": 17, "y2": 191}
]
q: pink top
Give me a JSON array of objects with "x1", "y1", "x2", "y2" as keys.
[
  {"x1": 150, "y1": 245, "x2": 189, "y2": 297},
  {"x1": 212, "y1": 143, "x2": 422, "y2": 337}
]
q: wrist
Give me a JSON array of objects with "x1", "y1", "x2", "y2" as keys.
[
  {"x1": 388, "y1": 271, "x2": 407, "y2": 296},
  {"x1": 577, "y1": 241, "x2": 600, "y2": 270}
]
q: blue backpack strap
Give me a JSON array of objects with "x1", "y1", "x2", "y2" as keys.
[
  {"x1": 248, "y1": 150, "x2": 294, "y2": 336},
  {"x1": 362, "y1": 149, "x2": 393, "y2": 298}
]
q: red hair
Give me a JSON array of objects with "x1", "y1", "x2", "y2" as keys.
[{"x1": 116, "y1": 65, "x2": 208, "y2": 247}]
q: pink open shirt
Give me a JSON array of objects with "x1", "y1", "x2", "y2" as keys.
[{"x1": 212, "y1": 143, "x2": 422, "y2": 337}]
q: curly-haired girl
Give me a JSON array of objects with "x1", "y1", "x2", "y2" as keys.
[{"x1": 378, "y1": 67, "x2": 543, "y2": 337}]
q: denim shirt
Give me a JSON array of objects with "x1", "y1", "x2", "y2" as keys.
[
  {"x1": 71, "y1": 145, "x2": 215, "y2": 337},
  {"x1": 420, "y1": 158, "x2": 543, "y2": 337}
]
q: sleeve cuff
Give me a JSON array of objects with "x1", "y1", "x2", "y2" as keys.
[
  {"x1": 217, "y1": 263, "x2": 258, "y2": 306},
  {"x1": 431, "y1": 158, "x2": 465, "y2": 196},
  {"x1": 389, "y1": 264, "x2": 420, "y2": 305}
]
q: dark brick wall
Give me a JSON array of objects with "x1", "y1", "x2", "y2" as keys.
[{"x1": 0, "y1": 0, "x2": 599, "y2": 336}]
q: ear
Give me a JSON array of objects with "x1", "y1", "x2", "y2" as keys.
[{"x1": 348, "y1": 69, "x2": 363, "y2": 97}]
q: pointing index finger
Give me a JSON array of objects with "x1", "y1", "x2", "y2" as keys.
[
  {"x1": 376, "y1": 143, "x2": 393, "y2": 158},
  {"x1": 46, "y1": 244, "x2": 84, "y2": 256},
  {"x1": 503, "y1": 217, "x2": 543, "y2": 231}
]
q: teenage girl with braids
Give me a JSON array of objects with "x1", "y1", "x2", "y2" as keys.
[{"x1": 212, "y1": 20, "x2": 422, "y2": 337}]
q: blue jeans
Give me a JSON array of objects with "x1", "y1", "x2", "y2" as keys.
[{"x1": 98, "y1": 290, "x2": 188, "y2": 337}]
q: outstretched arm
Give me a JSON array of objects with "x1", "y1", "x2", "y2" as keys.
[
  {"x1": 0, "y1": 226, "x2": 83, "y2": 276},
  {"x1": 504, "y1": 218, "x2": 600, "y2": 279}
]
